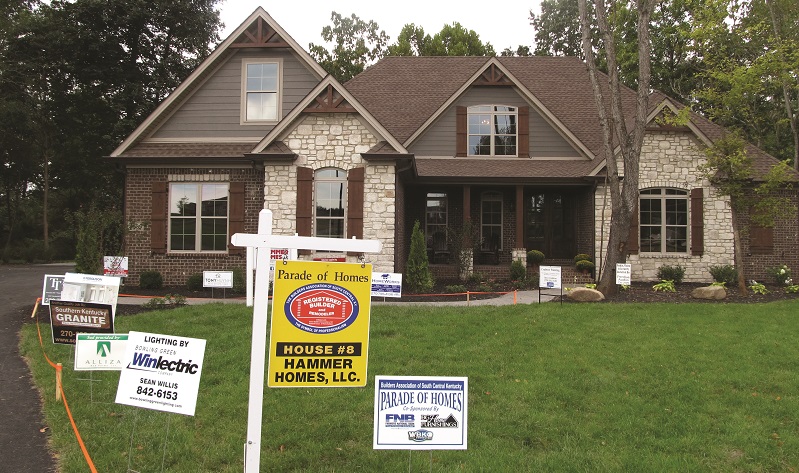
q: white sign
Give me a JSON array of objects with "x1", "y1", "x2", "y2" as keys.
[
  {"x1": 374, "y1": 375, "x2": 468, "y2": 450},
  {"x1": 115, "y1": 331, "x2": 206, "y2": 416},
  {"x1": 41, "y1": 274, "x2": 65, "y2": 306},
  {"x1": 269, "y1": 248, "x2": 297, "y2": 276},
  {"x1": 103, "y1": 256, "x2": 129, "y2": 277},
  {"x1": 61, "y1": 272, "x2": 120, "y2": 317},
  {"x1": 203, "y1": 271, "x2": 233, "y2": 288},
  {"x1": 74, "y1": 333, "x2": 128, "y2": 371},
  {"x1": 539, "y1": 266, "x2": 562, "y2": 289},
  {"x1": 371, "y1": 272, "x2": 403, "y2": 298},
  {"x1": 616, "y1": 263, "x2": 632, "y2": 285}
]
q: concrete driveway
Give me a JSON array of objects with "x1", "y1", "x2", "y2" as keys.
[{"x1": 0, "y1": 263, "x2": 73, "y2": 473}]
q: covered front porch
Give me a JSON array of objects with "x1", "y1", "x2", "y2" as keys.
[{"x1": 399, "y1": 183, "x2": 596, "y2": 280}]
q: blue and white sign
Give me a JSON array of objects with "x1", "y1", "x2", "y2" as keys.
[
  {"x1": 373, "y1": 375, "x2": 468, "y2": 450},
  {"x1": 539, "y1": 266, "x2": 562, "y2": 289},
  {"x1": 371, "y1": 272, "x2": 403, "y2": 298}
]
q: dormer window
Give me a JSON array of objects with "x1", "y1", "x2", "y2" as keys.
[
  {"x1": 468, "y1": 105, "x2": 517, "y2": 156},
  {"x1": 242, "y1": 60, "x2": 281, "y2": 122}
]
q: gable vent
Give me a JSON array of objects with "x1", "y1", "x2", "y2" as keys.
[
  {"x1": 231, "y1": 17, "x2": 290, "y2": 48},
  {"x1": 473, "y1": 64, "x2": 513, "y2": 86}
]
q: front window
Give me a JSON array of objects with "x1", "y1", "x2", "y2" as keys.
[
  {"x1": 468, "y1": 105, "x2": 517, "y2": 156},
  {"x1": 425, "y1": 192, "x2": 448, "y2": 252},
  {"x1": 169, "y1": 183, "x2": 228, "y2": 252},
  {"x1": 640, "y1": 188, "x2": 688, "y2": 253},
  {"x1": 243, "y1": 61, "x2": 279, "y2": 122},
  {"x1": 315, "y1": 168, "x2": 346, "y2": 238},
  {"x1": 481, "y1": 191, "x2": 503, "y2": 250}
]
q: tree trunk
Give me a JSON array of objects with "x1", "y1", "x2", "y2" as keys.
[
  {"x1": 43, "y1": 152, "x2": 49, "y2": 253},
  {"x1": 730, "y1": 207, "x2": 748, "y2": 295}
]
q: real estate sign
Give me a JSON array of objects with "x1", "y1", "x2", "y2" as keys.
[
  {"x1": 115, "y1": 331, "x2": 206, "y2": 416},
  {"x1": 268, "y1": 260, "x2": 372, "y2": 388},
  {"x1": 41, "y1": 274, "x2": 65, "y2": 306},
  {"x1": 203, "y1": 271, "x2": 233, "y2": 288},
  {"x1": 616, "y1": 263, "x2": 632, "y2": 285},
  {"x1": 539, "y1": 266, "x2": 562, "y2": 289},
  {"x1": 373, "y1": 375, "x2": 468, "y2": 450},
  {"x1": 371, "y1": 272, "x2": 403, "y2": 298}
]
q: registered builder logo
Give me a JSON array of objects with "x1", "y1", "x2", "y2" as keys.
[{"x1": 284, "y1": 283, "x2": 359, "y2": 334}]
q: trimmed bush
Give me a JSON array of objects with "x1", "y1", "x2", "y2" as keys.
[
  {"x1": 575, "y1": 259, "x2": 595, "y2": 273},
  {"x1": 186, "y1": 273, "x2": 204, "y2": 291},
  {"x1": 444, "y1": 284, "x2": 467, "y2": 293},
  {"x1": 657, "y1": 265, "x2": 685, "y2": 284},
  {"x1": 527, "y1": 250, "x2": 545, "y2": 265},
  {"x1": 232, "y1": 267, "x2": 246, "y2": 293},
  {"x1": 709, "y1": 265, "x2": 738, "y2": 287},
  {"x1": 574, "y1": 253, "x2": 592, "y2": 264},
  {"x1": 510, "y1": 260, "x2": 526, "y2": 281},
  {"x1": 139, "y1": 271, "x2": 163, "y2": 290},
  {"x1": 405, "y1": 220, "x2": 434, "y2": 293}
]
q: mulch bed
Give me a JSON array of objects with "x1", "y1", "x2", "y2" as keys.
[{"x1": 588, "y1": 282, "x2": 799, "y2": 304}]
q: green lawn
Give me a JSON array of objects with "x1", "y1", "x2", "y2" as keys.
[{"x1": 20, "y1": 301, "x2": 799, "y2": 472}]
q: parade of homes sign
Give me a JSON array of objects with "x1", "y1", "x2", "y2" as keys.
[{"x1": 268, "y1": 260, "x2": 372, "y2": 388}]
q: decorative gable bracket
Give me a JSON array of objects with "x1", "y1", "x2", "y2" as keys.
[
  {"x1": 304, "y1": 84, "x2": 357, "y2": 113},
  {"x1": 473, "y1": 64, "x2": 513, "y2": 86},
  {"x1": 231, "y1": 17, "x2": 290, "y2": 48}
]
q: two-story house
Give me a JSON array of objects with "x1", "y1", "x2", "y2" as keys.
[{"x1": 110, "y1": 8, "x2": 799, "y2": 286}]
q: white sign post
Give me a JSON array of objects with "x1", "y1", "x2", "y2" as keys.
[{"x1": 231, "y1": 209, "x2": 382, "y2": 473}]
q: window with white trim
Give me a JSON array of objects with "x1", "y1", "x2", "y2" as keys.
[
  {"x1": 314, "y1": 168, "x2": 346, "y2": 238},
  {"x1": 243, "y1": 60, "x2": 280, "y2": 122},
  {"x1": 640, "y1": 188, "x2": 688, "y2": 253},
  {"x1": 468, "y1": 105, "x2": 517, "y2": 156},
  {"x1": 481, "y1": 191, "x2": 503, "y2": 251},
  {"x1": 169, "y1": 183, "x2": 229, "y2": 252}
]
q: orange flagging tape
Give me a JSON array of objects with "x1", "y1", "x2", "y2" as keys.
[{"x1": 32, "y1": 298, "x2": 98, "y2": 473}]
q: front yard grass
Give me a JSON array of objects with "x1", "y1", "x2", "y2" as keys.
[{"x1": 20, "y1": 301, "x2": 799, "y2": 472}]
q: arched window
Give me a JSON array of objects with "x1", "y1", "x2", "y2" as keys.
[
  {"x1": 467, "y1": 105, "x2": 517, "y2": 156},
  {"x1": 640, "y1": 188, "x2": 688, "y2": 253},
  {"x1": 314, "y1": 168, "x2": 346, "y2": 238}
]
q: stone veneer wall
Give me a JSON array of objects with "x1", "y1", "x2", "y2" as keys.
[
  {"x1": 124, "y1": 167, "x2": 264, "y2": 286},
  {"x1": 264, "y1": 113, "x2": 396, "y2": 273},
  {"x1": 594, "y1": 131, "x2": 735, "y2": 282}
]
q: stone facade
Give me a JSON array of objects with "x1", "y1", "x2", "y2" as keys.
[
  {"x1": 266, "y1": 113, "x2": 396, "y2": 272},
  {"x1": 594, "y1": 130, "x2": 735, "y2": 283}
]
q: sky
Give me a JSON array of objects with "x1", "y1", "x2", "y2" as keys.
[{"x1": 217, "y1": 1, "x2": 542, "y2": 53}]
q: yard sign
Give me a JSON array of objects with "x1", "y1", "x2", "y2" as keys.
[{"x1": 268, "y1": 260, "x2": 372, "y2": 387}]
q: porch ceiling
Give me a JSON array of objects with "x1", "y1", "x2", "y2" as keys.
[{"x1": 413, "y1": 158, "x2": 598, "y2": 182}]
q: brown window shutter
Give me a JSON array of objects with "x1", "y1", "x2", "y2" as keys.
[
  {"x1": 518, "y1": 106, "x2": 529, "y2": 158},
  {"x1": 151, "y1": 182, "x2": 168, "y2": 254},
  {"x1": 749, "y1": 225, "x2": 774, "y2": 255},
  {"x1": 347, "y1": 167, "x2": 365, "y2": 255},
  {"x1": 227, "y1": 182, "x2": 246, "y2": 255},
  {"x1": 296, "y1": 167, "x2": 313, "y2": 254},
  {"x1": 627, "y1": 200, "x2": 639, "y2": 255},
  {"x1": 690, "y1": 188, "x2": 704, "y2": 256},
  {"x1": 456, "y1": 106, "x2": 467, "y2": 157}
]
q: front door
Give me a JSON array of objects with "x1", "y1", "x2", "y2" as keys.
[{"x1": 524, "y1": 191, "x2": 575, "y2": 259}]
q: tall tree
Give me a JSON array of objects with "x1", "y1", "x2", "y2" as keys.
[
  {"x1": 387, "y1": 22, "x2": 495, "y2": 56},
  {"x1": 578, "y1": 0, "x2": 656, "y2": 296},
  {"x1": 1, "y1": 0, "x2": 222, "y2": 259},
  {"x1": 310, "y1": 12, "x2": 388, "y2": 82}
]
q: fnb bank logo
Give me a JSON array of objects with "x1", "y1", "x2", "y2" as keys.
[
  {"x1": 385, "y1": 413, "x2": 414, "y2": 428},
  {"x1": 408, "y1": 429, "x2": 433, "y2": 442}
]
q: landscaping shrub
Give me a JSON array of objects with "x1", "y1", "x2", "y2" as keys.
[
  {"x1": 766, "y1": 264, "x2": 792, "y2": 286},
  {"x1": 444, "y1": 284, "x2": 467, "y2": 293},
  {"x1": 657, "y1": 265, "x2": 685, "y2": 284},
  {"x1": 527, "y1": 250, "x2": 545, "y2": 265},
  {"x1": 232, "y1": 267, "x2": 246, "y2": 293},
  {"x1": 405, "y1": 220, "x2": 434, "y2": 293},
  {"x1": 510, "y1": 260, "x2": 526, "y2": 281},
  {"x1": 139, "y1": 271, "x2": 163, "y2": 290},
  {"x1": 709, "y1": 265, "x2": 738, "y2": 287},
  {"x1": 575, "y1": 259, "x2": 595, "y2": 273},
  {"x1": 574, "y1": 253, "x2": 592, "y2": 264},
  {"x1": 186, "y1": 273, "x2": 204, "y2": 291}
]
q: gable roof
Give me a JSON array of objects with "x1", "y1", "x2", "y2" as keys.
[{"x1": 110, "y1": 7, "x2": 326, "y2": 158}]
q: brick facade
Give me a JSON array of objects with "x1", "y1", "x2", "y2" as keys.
[{"x1": 123, "y1": 167, "x2": 264, "y2": 286}]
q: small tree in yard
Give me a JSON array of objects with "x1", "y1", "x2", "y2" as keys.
[
  {"x1": 700, "y1": 133, "x2": 795, "y2": 294},
  {"x1": 406, "y1": 220, "x2": 433, "y2": 293}
]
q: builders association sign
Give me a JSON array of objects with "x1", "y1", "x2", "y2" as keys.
[{"x1": 374, "y1": 375, "x2": 468, "y2": 450}]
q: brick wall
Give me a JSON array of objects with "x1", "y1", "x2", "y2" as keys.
[
  {"x1": 123, "y1": 166, "x2": 264, "y2": 286},
  {"x1": 739, "y1": 189, "x2": 799, "y2": 282}
]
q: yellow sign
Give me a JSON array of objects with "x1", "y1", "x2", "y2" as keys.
[{"x1": 268, "y1": 260, "x2": 372, "y2": 387}]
